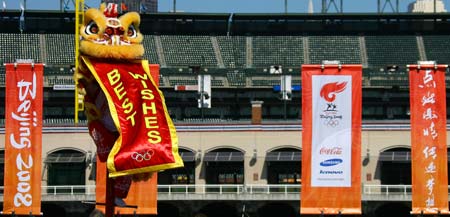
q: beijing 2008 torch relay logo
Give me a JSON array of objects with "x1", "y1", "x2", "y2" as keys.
[{"x1": 319, "y1": 81, "x2": 347, "y2": 128}]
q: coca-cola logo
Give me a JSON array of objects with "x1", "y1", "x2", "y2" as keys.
[{"x1": 320, "y1": 147, "x2": 342, "y2": 155}]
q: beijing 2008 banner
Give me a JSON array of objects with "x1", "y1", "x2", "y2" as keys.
[
  {"x1": 409, "y1": 64, "x2": 449, "y2": 215},
  {"x1": 301, "y1": 64, "x2": 362, "y2": 215},
  {"x1": 3, "y1": 63, "x2": 44, "y2": 215}
]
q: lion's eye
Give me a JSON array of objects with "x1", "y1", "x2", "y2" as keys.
[
  {"x1": 127, "y1": 24, "x2": 137, "y2": 38},
  {"x1": 85, "y1": 21, "x2": 99, "y2": 35}
]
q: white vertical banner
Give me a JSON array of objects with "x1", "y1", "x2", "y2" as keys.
[{"x1": 311, "y1": 75, "x2": 352, "y2": 187}]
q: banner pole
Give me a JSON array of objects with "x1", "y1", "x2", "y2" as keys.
[{"x1": 105, "y1": 168, "x2": 115, "y2": 217}]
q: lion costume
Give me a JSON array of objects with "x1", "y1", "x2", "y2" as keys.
[{"x1": 76, "y1": 3, "x2": 183, "y2": 200}]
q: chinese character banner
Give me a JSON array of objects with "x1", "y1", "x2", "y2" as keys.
[
  {"x1": 409, "y1": 65, "x2": 449, "y2": 214},
  {"x1": 301, "y1": 65, "x2": 362, "y2": 215}
]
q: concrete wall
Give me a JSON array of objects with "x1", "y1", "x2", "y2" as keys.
[{"x1": 0, "y1": 128, "x2": 448, "y2": 186}]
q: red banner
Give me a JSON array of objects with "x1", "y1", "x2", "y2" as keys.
[
  {"x1": 301, "y1": 64, "x2": 362, "y2": 215},
  {"x1": 81, "y1": 56, "x2": 183, "y2": 177},
  {"x1": 93, "y1": 63, "x2": 160, "y2": 215},
  {"x1": 3, "y1": 63, "x2": 43, "y2": 215},
  {"x1": 409, "y1": 64, "x2": 449, "y2": 214}
]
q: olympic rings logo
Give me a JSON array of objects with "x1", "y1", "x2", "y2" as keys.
[
  {"x1": 323, "y1": 119, "x2": 339, "y2": 128},
  {"x1": 131, "y1": 150, "x2": 154, "y2": 162}
]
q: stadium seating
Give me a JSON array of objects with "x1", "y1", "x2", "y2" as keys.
[
  {"x1": 216, "y1": 36, "x2": 247, "y2": 68},
  {"x1": 1, "y1": 33, "x2": 449, "y2": 90},
  {"x1": 227, "y1": 71, "x2": 247, "y2": 86},
  {"x1": 252, "y1": 36, "x2": 304, "y2": 68},
  {"x1": 168, "y1": 76, "x2": 197, "y2": 86},
  {"x1": 0, "y1": 33, "x2": 41, "y2": 64},
  {"x1": 367, "y1": 70, "x2": 409, "y2": 87},
  {"x1": 211, "y1": 78, "x2": 225, "y2": 87},
  {"x1": 160, "y1": 35, "x2": 218, "y2": 68},
  {"x1": 308, "y1": 35, "x2": 361, "y2": 64},
  {"x1": 422, "y1": 35, "x2": 450, "y2": 64},
  {"x1": 365, "y1": 35, "x2": 420, "y2": 68},
  {"x1": 142, "y1": 35, "x2": 160, "y2": 64},
  {"x1": 0, "y1": 66, "x2": 4, "y2": 84},
  {"x1": 45, "y1": 34, "x2": 75, "y2": 66},
  {"x1": 252, "y1": 77, "x2": 280, "y2": 87}
]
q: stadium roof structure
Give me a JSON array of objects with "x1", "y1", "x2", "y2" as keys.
[{"x1": 1, "y1": 11, "x2": 450, "y2": 34}]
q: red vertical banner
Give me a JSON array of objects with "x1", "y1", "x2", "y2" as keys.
[
  {"x1": 3, "y1": 63, "x2": 44, "y2": 215},
  {"x1": 409, "y1": 64, "x2": 449, "y2": 214},
  {"x1": 80, "y1": 56, "x2": 183, "y2": 178},
  {"x1": 94, "y1": 64, "x2": 160, "y2": 215},
  {"x1": 301, "y1": 64, "x2": 362, "y2": 215}
]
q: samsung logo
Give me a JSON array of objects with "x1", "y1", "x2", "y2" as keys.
[{"x1": 319, "y1": 158, "x2": 343, "y2": 167}]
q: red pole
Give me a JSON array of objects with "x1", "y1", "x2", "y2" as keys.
[{"x1": 105, "y1": 168, "x2": 115, "y2": 217}]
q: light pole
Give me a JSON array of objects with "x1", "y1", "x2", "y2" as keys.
[
  {"x1": 284, "y1": 0, "x2": 288, "y2": 13},
  {"x1": 173, "y1": 0, "x2": 176, "y2": 12}
]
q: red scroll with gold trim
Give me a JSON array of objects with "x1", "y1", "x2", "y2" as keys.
[
  {"x1": 409, "y1": 64, "x2": 449, "y2": 214},
  {"x1": 94, "y1": 63, "x2": 160, "y2": 215},
  {"x1": 80, "y1": 56, "x2": 183, "y2": 178},
  {"x1": 301, "y1": 64, "x2": 362, "y2": 215},
  {"x1": 3, "y1": 63, "x2": 44, "y2": 215}
]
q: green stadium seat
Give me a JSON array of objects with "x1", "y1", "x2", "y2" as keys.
[
  {"x1": 45, "y1": 34, "x2": 74, "y2": 66},
  {"x1": 309, "y1": 35, "x2": 361, "y2": 64},
  {"x1": 252, "y1": 36, "x2": 304, "y2": 68},
  {"x1": 142, "y1": 36, "x2": 159, "y2": 64},
  {"x1": 422, "y1": 35, "x2": 450, "y2": 65},
  {"x1": 367, "y1": 70, "x2": 409, "y2": 87},
  {"x1": 365, "y1": 35, "x2": 419, "y2": 69},
  {"x1": 216, "y1": 36, "x2": 246, "y2": 68},
  {"x1": 0, "y1": 33, "x2": 41, "y2": 64},
  {"x1": 160, "y1": 35, "x2": 218, "y2": 68},
  {"x1": 168, "y1": 76, "x2": 197, "y2": 86},
  {"x1": 227, "y1": 71, "x2": 247, "y2": 87},
  {"x1": 252, "y1": 78, "x2": 280, "y2": 87}
]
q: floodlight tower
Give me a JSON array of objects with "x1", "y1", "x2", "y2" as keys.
[
  {"x1": 322, "y1": 0, "x2": 343, "y2": 13},
  {"x1": 378, "y1": 0, "x2": 400, "y2": 13}
]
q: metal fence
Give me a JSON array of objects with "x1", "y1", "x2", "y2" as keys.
[{"x1": 0, "y1": 184, "x2": 447, "y2": 197}]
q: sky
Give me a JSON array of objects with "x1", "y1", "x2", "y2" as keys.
[{"x1": 2, "y1": 0, "x2": 450, "y2": 13}]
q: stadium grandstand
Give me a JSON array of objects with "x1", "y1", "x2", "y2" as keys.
[{"x1": 1, "y1": 1, "x2": 450, "y2": 217}]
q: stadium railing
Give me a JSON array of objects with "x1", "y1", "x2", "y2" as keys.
[{"x1": 0, "y1": 184, "x2": 445, "y2": 197}]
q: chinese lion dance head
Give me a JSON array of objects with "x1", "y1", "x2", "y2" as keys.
[{"x1": 79, "y1": 3, "x2": 144, "y2": 60}]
